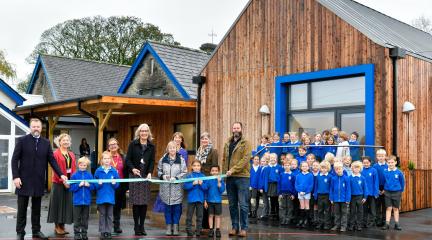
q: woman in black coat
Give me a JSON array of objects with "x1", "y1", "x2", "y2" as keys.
[{"x1": 125, "y1": 123, "x2": 155, "y2": 236}]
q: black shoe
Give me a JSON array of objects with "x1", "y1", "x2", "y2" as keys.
[
  {"x1": 208, "y1": 229, "x2": 214, "y2": 238},
  {"x1": 196, "y1": 230, "x2": 202, "y2": 237},
  {"x1": 82, "y1": 233, "x2": 89, "y2": 240},
  {"x1": 187, "y1": 230, "x2": 193, "y2": 237},
  {"x1": 258, "y1": 215, "x2": 268, "y2": 220},
  {"x1": 215, "y1": 229, "x2": 221, "y2": 238},
  {"x1": 347, "y1": 226, "x2": 354, "y2": 231},
  {"x1": 323, "y1": 225, "x2": 331, "y2": 230},
  {"x1": 296, "y1": 219, "x2": 304, "y2": 228},
  {"x1": 330, "y1": 226, "x2": 339, "y2": 231},
  {"x1": 340, "y1": 227, "x2": 347, "y2": 232},
  {"x1": 114, "y1": 226, "x2": 122, "y2": 234},
  {"x1": 394, "y1": 224, "x2": 402, "y2": 231},
  {"x1": 32, "y1": 231, "x2": 48, "y2": 240},
  {"x1": 315, "y1": 224, "x2": 322, "y2": 230},
  {"x1": 301, "y1": 219, "x2": 308, "y2": 228},
  {"x1": 16, "y1": 232, "x2": 25, "y2": 240},
  {"x1": 357, "y1": 226, "x2": 363, "y2": 231},
  {"x1": 381, "y1": 224, "x2": 390, "y2": 230},
  {"x1": 74, "y1": 233, "x2": 83, "y2": 240}
]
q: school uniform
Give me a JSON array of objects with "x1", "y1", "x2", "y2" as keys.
[
  {"x1": 258, "y1": 166, "x2": 270, "y2": 218},
  {"x1": 268, "y1": 164, "x2": 282, "y2": 217},
  {"x1": 205, "y1": 178, "x2": 225, "y2": 216},
  {"x1": 373, "y1": 162, "x2": 388, "y2": 226},
  {"x1": 349, "y1": 140, "x2": 361, "y2": 160},
  {"x1": 296, "y1": 154, "x2": 307, "y2": 164},
  {"x1": 286, "y1": 141, "x2": 301, "y2": 158},
  {"x1": 249, "y1": 165, "x2": 261, "y2": 217},
  {"x1": 294, "y1": 171, "x2": 314, "y2": 226},
  {"x1": 344, "y1": 166, "x2": 353, "y2": 177},
  {"x1": 290, "y1": 167, "x2": 300, "y2": 222},
  {"x1": 255, "y1": 144, "x2": 269, "y2": 158},
  {"x1": 278, "y1": 171, "x2": 296, "y2": 224},
  {"x1": 311, "y1": 142, "x2": 324, "y2": 161},
  {"x1": 349, "y1": 174, "x2": 368, "y2": 230},
  {"x1": 361, "y1": 166, "x2": 379, "y2": 227},
  {"x1": 329, "y1": 174, "x2": 351, "y2": 230},
  {"x1": 323, "y1": 145, "x2": 337, "y2": 157},
  {"x1": 309, "y1": 171, "x2": 319, "y2": 226},
  {"x1": 94, "y1": 166, "x2": 120, "y2": 235},
  {"x1": 314, "y1": 173, "x2": 332, "y2": 229},
  {"x1": 184, "y1": 172, "x2": 208, "y2": 233},
  {"x1": 70, "y1": 170, "x2": 95, "y2": 237},
  {"x1": 383, "y1": 168, "x2": 405, "y2": 208},
  {"x1": 269, "y1": 141, "x2": 283, "y2": 160}
]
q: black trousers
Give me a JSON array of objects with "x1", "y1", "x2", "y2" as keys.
[
  {"x1": 270, "y1": 196, "x2": 279, "y2": 216},
  {"x1": 113, "y1": 188, "x2": 126, "y2": 228},
  {"x1": 349, "y1": 195, "x2": 364, "y2": 227},
  {"x1": 280, "y1": 195, "x2": 294, "y2": 222},
  {"x1": 73, "y1": 206, "x2": 89, "y2": 234},
  {"x1": 317, "y1": 194, "x2": 331, "y2": 227},
  {"x1": 16, "y1": 195, "x2": 41, "y2": 234},
  {"x1": 333, "y1": 202, "x2": 349, "y2": 228},
  {"x1": 132, "y1": 205, "x2": 147, "y2": 231},
  {"x1": 376, "y1": 193, "x2": 386, "y2": 225},
  {"x1": 363, "y1": 196, "x2": 377, "y2": 226},
  {"x1": 186, "y1": 202, "x2": 203, "y2": 232}
]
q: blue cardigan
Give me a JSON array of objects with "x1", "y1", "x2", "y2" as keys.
[
  {"x1": 258, "y1": 166, "x2": 270, "y2": 192},
  {"x1": 94, "y1": 166, "x2": 119, "y2": 205},
  {"x1": 250, "y1": 165, "x2": 261, "y2": 189},
  {"x1": 268, "y1": 164, "x2": 282, "y2": 183},
  {"x1": 69, "y1": 170, "x2": 95, "y2": 206},
  {"x1": 373, "y1": 162, "x2": 388, "y2": 189}
]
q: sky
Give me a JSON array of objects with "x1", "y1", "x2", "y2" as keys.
[{"x1": 0, "y1": 0, "x2": 430, "y2": 87}]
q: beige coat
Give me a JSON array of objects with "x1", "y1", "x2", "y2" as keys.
[{"x1": 222, "y1": 136, "x2": 252, "y2": 178}]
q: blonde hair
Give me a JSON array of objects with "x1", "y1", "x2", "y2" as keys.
[
  {"x1": 100, "y1": 151, "x2": 113, "y2": 165},
  {"x1": 165, "y1": 141, "x2": 177, "y2": 153},
  {"x1": 351, "y1": 161, "x2": 363, "y2": 171},
  {"x1": 324, "y1": 152, "x2": 335, "y2": 163},
  {"x1": 54, "y1": 133, "x2": 71, "y2": 148},
  {"x1": 320, "y1": 160, "x2": 331, "y2": 170},
  {"x1": 107, "y1": 137, "x2": 124, "y2": 155},
  {"x1": 78, "y1": 156, "x2": 90, "y2": 166},
  {"x1": 334, "y1": 161, "x2": 343, "y2": 169},
  {"x1": 134, "y1": 123, "x2": 153, "y2": 141},
  {"x1": 376, "y1": 149, "x2": 387, "y2": 155},
  {"x1": 339, "y1": 131, "x2": 349, "y2": 141},
  {"x1": 269, "y1": 153, "x2": 278, "y2": 161},
  {"x1": 289, "y1": 132, "x2": 297, "y2": 137}
]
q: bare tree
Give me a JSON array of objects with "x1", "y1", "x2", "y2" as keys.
[{"x1": 411, "y1": 15, "x2": 432, "y2": 34}]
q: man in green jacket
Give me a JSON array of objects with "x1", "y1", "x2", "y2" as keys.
[{"x1": 222, "y1": 122, "x2": 251, "y2": 237}]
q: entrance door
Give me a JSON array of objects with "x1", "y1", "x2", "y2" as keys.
[{"x1": 0, "y1": 139, "x2": 9, "y2": 191}]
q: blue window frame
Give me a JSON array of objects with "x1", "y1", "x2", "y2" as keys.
[{"x1": 275, "y1": 64, "x2": 375, "y2": 156}]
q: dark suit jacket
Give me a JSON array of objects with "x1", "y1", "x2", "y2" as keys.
[{"x1": 11, "y1": 134, "x2": 63, "y2": 197}]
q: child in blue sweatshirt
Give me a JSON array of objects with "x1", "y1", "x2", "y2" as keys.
[
  {"x1": 310, "y1": 160, "x2": 320, "y2": 225},
  {"x1": 311, "y1": 133, "x2": 324, "y2": 161},
  {"x1": 184, "y1": 160, "x2": 208, "y2": 237},
  {"x1": 349, "y1": 132, "x2": 361, "y2": 161},
  {"x1": 204, "y1": 165, "x2": 225, "y2": 238},
  {"x1": 70, "y1": 157, "x2": 94, "y2": 240},
  {"x1": 349, "y1": 161, "x2": 368, "y2": 231},
  {"x1": 330, "y1": 162, "x2": 351, "y2": 232},
  {"x1": 255, "y1": 135, "x2": 269, "y2": 158},
  {"x1": 249, "y1": 155, "x2": 261, "y2": 219},
  {"x1": 94, "y1": 151, "x2": 119, "y2": 240},
  {"x1": 324, "y1": 137, "x2": 337, "y2": 157},
  {"x1": 269, "y1": 133, "x2": 282, "y2": 161},
  {"x1": 267, "y1": 153, "x2": 283, "y2": 219},
  {"x1": 373, "y1": 149, "x2": 388, "y2": 227},
  {"x1": 258, "y1": 154, "x2": 270, "y2": 219},
  {"x1": 278, "y1": 161, "x2": 296, "y2": 225},
  {"x1": 381, "y1": 155, "x2": 405, "y2": 231},
  {"x1": 361, "y1": 156, "x2": 379, "y2": 227},
  {"x1": 286, "y1": 132, "x2": 301, "y2": 158},
  {"x1": 296, "y1": 146, "x2": 308, "y2": 164},
  {"x1": 294, "y1": 162, "x2": 314, "y2": 228},
  {"x1": 314, "y1": 161, "x2": 332, "y2": 230}
]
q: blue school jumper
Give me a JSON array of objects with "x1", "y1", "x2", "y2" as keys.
[
  {"x1": 311, "y1": 142, "x2": 324, "y2": 160},
  {"x1": 361, "y1": 167, "x2": 379, "y2": 197},
  {"x1": 70, "y1": 170, "x2": 95, "y2": 206},
  {"x1": 255, "y1": 144, "x2": 269, "y2": 158},
  {"x1": 285, "y1": 141, "x2": 301, "y2": 158},
  {"x1": 329, "y1": 174, "x2": 351, "y2": 203},
  {"x1": 294, "y1": 172, "x2": 314, "y2": 194},
  {"x1": 314, "y1": 173, "x2": 332, "y2": 200},
  {"x1": 350, "y1": 174, "x2": 367, "y2": 198},
  {"x1": 349, "y1": 140, "x2": 361, "y2": 160},
  {"x1": 94, "y1": 166, "x2": 119, "y2": 205},
  {"x1": 373, "y1": 162, "x2": 388, "y2": 190},
  {"x1": 330, "y1": 167, "x2": 348, "y2": 177},
  {"x1": 291, "y1": 168, "x2": 300, "y2": 176},
  {"x1": 250, "y1": 165, "x2": 261, "y2": 190},
  {"x1": 383, "y1": 168, "x2": 405, "y2": 192},
  {"x1": 269, "y1": 141, "x2": 282, "y2": 158},
  {"x1": 258, "y1": 166, "x2": 270, "y2": 192},
  {"x1": 184, "y1": 172, "x2": 208, "y2": 203},
  {"x1": 323, "y1": 145, "x2": 337, "y2": 157},
  {"x1": 268, "y1": 164, "x2": 282, "y2": 183},
  {"x1": 278, "y1": 172, "x2": 296, "y2": 195},
  {"x1": 206, "y1": 178, "x2": 225, "y2": 203},
  {"x1": 296, "y1": 154, "x2": 307, "y2": 164},
  {"x1": 343, "y1": 166, "x2": 353, "y2": 177}
]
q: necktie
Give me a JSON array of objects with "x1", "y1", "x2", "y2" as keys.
[{"x1": 35, "y1": 138, "x2": 39, "y2": 151}]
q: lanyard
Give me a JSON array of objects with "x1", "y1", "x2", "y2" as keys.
[{"x1": 63, "y1": 153, "x2": 71, "y2": 169}]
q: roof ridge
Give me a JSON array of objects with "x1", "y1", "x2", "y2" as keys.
[
  {"x1": 40, "y1": 54, "x2": 132, "y2": 68},
  {"x1": 148, "y1": 41, "x2": 210, "y2": 56},
  {"x1": 350, "y1": 0, "x2": 432, "y2": 37}
]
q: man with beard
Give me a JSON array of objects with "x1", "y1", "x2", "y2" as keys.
[
  {"x1": 222, "y1": 122, "x2": 251, "y2": 237},
  {"x1": 12, "y1": 118, "x2": 68, "y2": 240}
]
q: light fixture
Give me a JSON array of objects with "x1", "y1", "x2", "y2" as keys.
[
  {"x1": 259, "y1": 105, "x2": 270, "y2": 115},
  {"x1": 402, "y1": 101, "x2": 415, "y2": 113}
]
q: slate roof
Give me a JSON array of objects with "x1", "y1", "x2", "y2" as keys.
[
  {"x1": 318, "y1": 0, "x2": 432, "y2": 62},
  {"x1": 150, "y1": 42, "x2": 210, "y2": 98},
  {"x1": 38, "y1": 55, "x2": 130, "y2": 101}
]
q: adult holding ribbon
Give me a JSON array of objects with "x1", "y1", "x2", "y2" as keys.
[
  {"x1": 47, "y1": 133, "x2": 76, "y2": 235},
  {"x1": 12, "y1": 118, "x2": 68, "y2": 240},
  {"x1": 125, "y1": 123, "x2": 155, "y2": 236},
  {"x1": 223, "y1": 122, "x2": 252, "y2": 238}
]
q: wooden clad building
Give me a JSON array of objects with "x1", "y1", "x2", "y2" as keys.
[{"x1": 199, "y1": 0, "x2": 432, "y2": 211}]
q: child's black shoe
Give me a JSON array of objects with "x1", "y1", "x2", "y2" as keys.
[
  {"x1": 208, "y1": 229, "x2": 214, "y2": 238},
  {"x1": 215, "y1": 229, "x2": 221, "y2": 238},
  {"x1": 381, "y1": 224, "x2": 390, "y2": 230},
  {"x1": 186, "y1": 230, "x2": 193, "y2": 237},
  {"x1": 394, "y1": 223, "x2": 402, "y2": 231}
]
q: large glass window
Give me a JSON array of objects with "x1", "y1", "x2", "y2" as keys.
[
  {"x1": 289, "y1": 83, "x2": 308, "y2": 110},
  {"x1": 0, "y1": 115, "x2": 11, "y2": 135},
  {"x1": 341, "y1": 113, "x2": 365, "y2": 143},
  {"x1": 0, "y1": 139, "x2": 8, "y2": 190},
  {"x1": 289, "y1": 112, "x2": 334, "y2": 134}
]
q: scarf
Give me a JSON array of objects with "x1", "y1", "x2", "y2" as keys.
[{"x1": 196, "y1": 144, "x2": 213, "y2": 164}]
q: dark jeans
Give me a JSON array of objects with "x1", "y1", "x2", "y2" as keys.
[
  {"x1": 333, "y1": 202, "x2": 349, "y2": 228},
  {"x1": 16, "y1": 195, "x2": 41, "y2": 234},
  {"x1": 164, "y1": 204, "x2": 182, "y2": 225},
  {"x1": 363, "y1": 196, "x2": 377, "y2": 226},
  {"x1": 186, "y1": 202, "x2": 203, "y2": 232},
  {"x1": 349, "y1": 195, "x2": 364, "y2": 228},
  {"x1": 280, "y1": 195, "x2": 294, "y2": 222},
  {"x1": 73, "y1": 206, "x2": 89, "y2": 234},
  {"x1": 317, "y1": 194, "x2": 331, "y2": 228},
  {"x1": 226, "y1": 177, "x2": 249, "y2": 230}
]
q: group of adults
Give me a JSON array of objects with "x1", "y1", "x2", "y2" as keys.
[{"x1": 11, "y1": 118, "x2": 251, "y2": 239}]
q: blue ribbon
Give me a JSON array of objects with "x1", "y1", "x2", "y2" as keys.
[{"x1": 66, "y1": 174, "x2": 227, "y2": 184}]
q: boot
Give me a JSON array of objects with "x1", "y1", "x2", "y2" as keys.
[
  {"x1": 55, "y1": 224, "x2": 66, "y2": 235},
  {"x1": 113, "y1": 223, "x2": 122, "y2": 233},
  {"x1": 166, "y1": 224, "x2": 172, "y2": 236},
  {"x1": 208, "y1": 228, "x2": 214, "y2": 238},
  {"x1": 173, "y1": 224, "x2": 179, "y2": 236},
  {"x1": 296, "y1": 210, "x2": 304, "y2": 228},
  {"x1": 381, "y1": 223, "x2": 390, "y2": 230},
  {"x1": 301, "y1": 214, "x2": 308, "y2": 228},
  {"x1": 59, "y1": 224, "x2": 69, "y2": 234},
  {"x1": 394, "y1": 223, "x2": 402, "y2": 231}
]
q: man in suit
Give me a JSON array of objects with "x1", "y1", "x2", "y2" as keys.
[{"x1": 12, "y1": 118, "x2": 68, "y2": 240}]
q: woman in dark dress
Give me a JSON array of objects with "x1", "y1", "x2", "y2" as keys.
[
  {"x1": 195, "y1": 132, "x2": 219, "y2": 230},
  {"x1": 107, "y1": 138, "x2": 128, "y2": 234},
  {"x1": 79, "y1": 138, "x2": 90, "y2": 157},
  {"x1": 125, "y1": 123, "x2": 155, "y2": 236}
]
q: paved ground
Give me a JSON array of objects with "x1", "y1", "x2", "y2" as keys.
[{"x1": 0, "y1": 193, "x2": 431, "y2": 240}]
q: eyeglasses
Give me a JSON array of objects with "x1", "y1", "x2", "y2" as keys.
[
  {"x1": 108, "y1": 143, "x2": 118, "y2": 147},
  {"x1": 140, "y1": 129, "x2": 149, "y2": 132}
]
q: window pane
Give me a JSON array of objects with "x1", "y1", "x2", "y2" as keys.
[
  {"x1": 311, "y1": 76, "x2": 365, "y2": 108},
  {"x1": 174, "y1": 124, "x2": 196, "y2": 152},
  {"x1": 15, "y1": 125, "x2": 27, "y2": 136},
  {"x1": 289, "y1": 112, "x2": 334, "y2": 135},
  {"x1": 0, "y1": 139, "x2": 8, "y2": 190},
  {"x1": 341, "y1": 113, "x2": 365, "y2": 144},
  {"x1": 0, "y1": 114, "x2": 11, "y2": 135},
  {"x1": 289, "y1": 83, "x2": 308, "y2": 110}
]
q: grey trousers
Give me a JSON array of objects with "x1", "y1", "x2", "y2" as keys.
[
  {"x1": 280, "y1": 195, "x2": 294, "y2": 222},
  {"x1": 349, "y1": 195, "x2": 364, "y2": 227},
  {"x1": 186, "y1": 202, "x2": 203, "y2": 232},
  {"x1": 260, "y1": 192, "x2": 269, "y2": 217},
  {"x1": 73, "y1": 206, "x2": 89, "y2": 234},
  {"x1": 317, "y1": 194, "x2": 331, "y2": 227},
  {"x1": 333, "y1": 202, "x2": 349, "y2": 228},
  {"x1": 98, "y1": 204, "x2": 113, "y2": 233}
]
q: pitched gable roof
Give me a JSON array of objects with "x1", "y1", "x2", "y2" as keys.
[
  {"x1": 0, "y1": 77, "x2": 26, "y2": 105},
  {"x1": 118, "y1": 41, "x2": 210, "y2": 99},
  {"x1": 27, "y1": 55, "x2": 130, "y2": 101},
  {"x1": 317, "y1": 0, "x2": 432, "y2": 62}
]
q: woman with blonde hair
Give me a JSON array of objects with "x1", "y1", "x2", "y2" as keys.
[
  {"x1": 125, "y1": 123, "x2": 155, "y2": 236},
  {"x1": 47, "y1": 133, "x2": 76, "y2": 235}
]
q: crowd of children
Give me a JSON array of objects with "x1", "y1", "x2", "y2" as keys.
[{"x1": 251, "y1": 129, "x2": 405, "y2": 232}]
